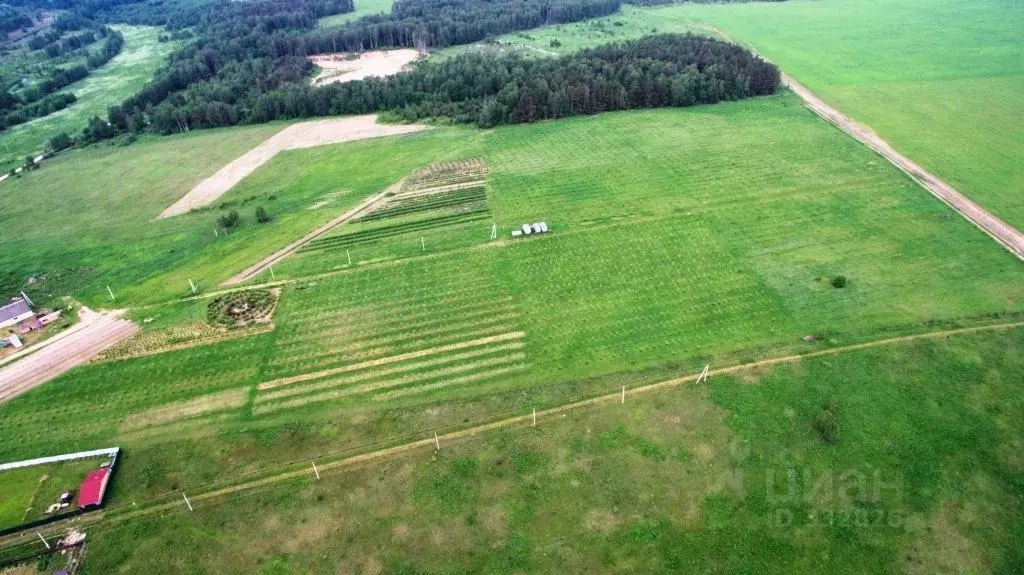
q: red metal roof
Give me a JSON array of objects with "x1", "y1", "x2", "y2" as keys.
[{"x1": 77, "y1": 468, "x2": 111, "y2": 508}]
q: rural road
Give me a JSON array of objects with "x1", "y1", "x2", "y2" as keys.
[
  {"x1": 782, "y1": 73, "x2": 1024, "y2": 260},
  {"x1": 0, "y1": 307, "x2": 137, "y2": 404}
]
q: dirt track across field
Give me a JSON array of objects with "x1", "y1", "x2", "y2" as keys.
[
  {"x1": 221, "y1": 178, "x2": 405, "y2": 286},
  {"x1": 782, "y1": 73, "x2": 1024, "y2": 260},
  {"x1": 0, "y1": 307, "x2": 137, "y2": 404},
  {"x1": 156, "y1": 115, "x2": 428, "y2": 219}
]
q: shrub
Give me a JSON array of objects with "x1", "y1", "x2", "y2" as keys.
[
  {"x1": 206, "y1": 289, "x2": 276, "y2": 328},
  {"x1": 550, "y1": 39, "x2": 562, "y2": 48},
  {"x1": 812, "y1": 401, "x2": 839, "y2": 444},
  {"x1": 831, "y1": 275, "x2": 847, "y2": 288},
  {"x1": 217, "y1": 209, "x2": 239, "y2": 229},
  {"x1": 255, "y1": 206, "x2": 271, "y2": 223}
]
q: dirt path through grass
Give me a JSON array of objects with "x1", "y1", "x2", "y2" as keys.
[
  {"x1": 0, "y1": 308, "x2": 137, "y2": 404},
  {"x1": 156, "y1": 116, "x2": 427, "y2": 219},
  {"x1": 221, "y1": 178, "x2": 405, "y2": 286},
  {"x1": 781, "y1": 73, "x2": 1024, "y2": 260}
]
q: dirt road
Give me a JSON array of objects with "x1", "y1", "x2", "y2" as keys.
[
  {"x1": 220, "y1": 178, "x2": 404, "y2": 286},
  {"x1": 0, "y1": 307, "x2": 137, "y2": 404},
  {"x1": 156, "y1": 116, "x2": 427, "y2": 219},
  {"x1": 782, "y1": 73, "x2": 1024, "y2": 260}
]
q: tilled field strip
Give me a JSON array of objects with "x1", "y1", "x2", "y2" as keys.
[
  {"x1": 258, "y1": 342, "x2": 527, "y2": 402},
  {"x1": 5, "y1": 320, "x2": 1023, "y2": 550},
  {"x1": 258, "y1": 331, "x2": 526, "y2": 390},
  {"x1": 158, "y1": 115, "x2": 427, "y2": 220}
]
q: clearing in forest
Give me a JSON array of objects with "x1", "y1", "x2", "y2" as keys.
[
  {"x1": 309, "y1": 49, "x2": 421, "y2": 86},
  {"x1": 156, "y1": 115, "x2": 429, "y2": 219}
]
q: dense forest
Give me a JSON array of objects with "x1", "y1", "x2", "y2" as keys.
[
  {"x1": 3, "y1": 0, "x2": 778, "y2": 151},
  {"x1": 245, "y1": 34, "x2": 780, "y2": 129},
  {"x1": 305, "y1": 0, "x2": 621, "y2": 52},
  {"x1": 101, "y1": 0, "x2": 622, "y2": 137}
]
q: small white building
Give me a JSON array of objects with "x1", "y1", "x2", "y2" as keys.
[{"x1": 0, "y1": 299, "x2": 32, "y2": 330}]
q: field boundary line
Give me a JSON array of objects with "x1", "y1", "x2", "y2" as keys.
[
  {"x1": 222, "y1": 178, "x2": 405, "y2": 286},
  {"x1": 3, "y1": 319, "x2": 1023, "y2": 548}
]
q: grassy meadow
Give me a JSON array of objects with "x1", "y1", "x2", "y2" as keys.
[
  {"x1": 72, "y1": 326, "x2": 1024, "y2": 573},
  {"x1": 317, "y1": 0, "x2": 394, "y2": 28},
  {"x1": 0, "y1": 25, "x2": 176, "y2": 171},
  {"x1": 442, "y1": 0, "x2": 1024, "y2": 230},
  {"x1": 658, "y1": 0, "x2": 1024, "y2": 230},
  {"x1": 1, "y1": 93, "x2": 1022, "y2": 529}
]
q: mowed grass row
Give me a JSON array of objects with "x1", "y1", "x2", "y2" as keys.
[
  {"x1": 76, "y1": 327, "x2": 1024, "y2": 573},
  {"x1": 1, "y1": 94, "x2": 1022, "y2": 511},
  {"x1": 262, "y1": 257, "x2": 522, "y2": 385}
]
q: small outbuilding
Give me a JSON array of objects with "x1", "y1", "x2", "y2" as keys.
[
  {"x1": 0, "y1": 298, "x2": 32, "y2": 329},
  {"x1": 77, "y1": 468, "x2": 112, "y2": 508}
]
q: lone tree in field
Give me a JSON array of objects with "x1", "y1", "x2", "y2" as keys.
[
  {"x1": 812, "y1": 401, "x2": 839, "y2": 444},
  {"x1": 831, "y1": 275, "x2": 848, "y2": 288},
  {"x1": 255, "y1": 206, "x2": 271, "y2": 223}
]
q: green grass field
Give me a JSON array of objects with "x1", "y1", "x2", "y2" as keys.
[
  {"x1": 71, "y1": 327, "x2": 1024, "y2": 573},
  {"x1": 317, "y1": 0, "x2": 394, "y2": 28},
  {"x1": 659, "y1": 0, "x2": 1024, "y2": 231},
  {"x1": 0, "y1": 25, "x2": 176, "y2": 171},
  {"x1": 1, "y1": 94, "x2": 1021, "y2": 523},
  {"x1": 447, "y1": 0, "x2": 1024, "y2": 231}
]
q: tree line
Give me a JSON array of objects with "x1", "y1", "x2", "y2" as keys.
[
  {"x1": 305, "y1": 0, "x2": 622, "y2": 53},
  {"x1": 97, "y1": 0, "x2": 620, "y2": 137},
  {"x1": 0, "y1": 25, "x2": 122, "y2": 131},
  {"x1": 245, "y1": 34, "x2": 779, "y2": 129}
]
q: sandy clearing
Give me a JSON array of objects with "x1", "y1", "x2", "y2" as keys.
[
  {"x1": 0, "y1": 307, "x2": 138, "y2": 404},
  {"x1": 221, "y1": 178, "x2": 405, "y2": 286},
  {"x1": 156, "y1": 115, "x2": 428, "y2": 219},
  {"x1": 782, "y1": 73, "x2": 1024, "y2": 260},
  {"x1": 309, "y1": 49, "x2": 421, "y2": 87}
]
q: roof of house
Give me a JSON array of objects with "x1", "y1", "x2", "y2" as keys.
[
  {"x1": 0, "y1": 299, "x2": 31, "y2": 324},
  {"x1": 78, "y1": 468, "x2": 111, "y2": 508}
]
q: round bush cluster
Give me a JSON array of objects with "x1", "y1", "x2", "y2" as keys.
[{"x1": 207, "y1": 289, "x2": 276, "y2": 328}]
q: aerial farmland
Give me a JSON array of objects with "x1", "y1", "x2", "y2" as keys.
[{"x1": 0, "y1": 0, "x2": 1021, "y2": 572}]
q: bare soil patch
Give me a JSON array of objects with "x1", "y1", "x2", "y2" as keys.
[
  {"x1": 156, "y1": 115, "x2": 428, "y2": 219},
  {"x1": 309, "y1": 49, "x2": 421, "y2": 87}
]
